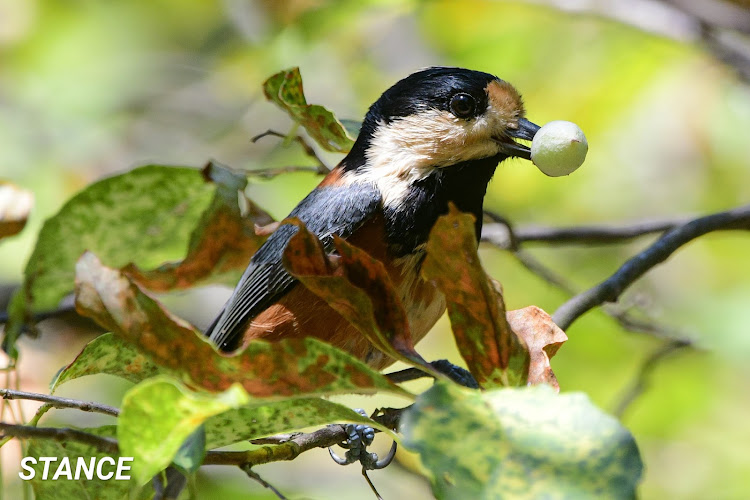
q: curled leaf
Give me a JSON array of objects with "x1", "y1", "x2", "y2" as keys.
[
  {"x1": 6, "y1": 165, "x2": 216, "y2": 352},
  {"x1": 507, "y1": 306, "x2": 567, "y2": 390},
  {"x1": 263, "y1": 68, "x2": 355, "y2": 152},
  {"x1": 74, "y1": 252, "x2": 409, "y2": 400},
  {"x1": 422, "y1": 205, "x2": 528, "y2": 388},
  {"x1": 124, "y1": 162, "x2": 273, "y2": 291},
  {"x1": 0, "y1": 182, "x2": 33, "y2": 240},
  {"x1": 282, "y1": 219, "x2": 433, "y2": 372}
]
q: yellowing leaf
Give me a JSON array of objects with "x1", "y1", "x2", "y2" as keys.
[
  {"x1": 4, "y1": 166, "x2": 215, "y2": 355},
  {"x1": 401, "y1": 383, "x2": 643, "y2": 500},
  {"x1": 118, "y1": 378, "x2": 250, "y2": 483},
  {"x1": 74, "y1": 252, "x2": 409, "y2": 400},
  {"x1": 123, "y1": 162, "x2": 273, "y2": 291},
  {"x1": 51, "y1": 333, "x2": 162, "y2": 393},
  {"x1": 422, "y1": 205, "x2": 528, "y2": 387},
  {"x1": 283, "y1": 219, "x2": 434, "y2": 372}
]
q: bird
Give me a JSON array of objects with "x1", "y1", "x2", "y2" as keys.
[{"x1": 206, "y1": 67, "x2": 540, "y2": 371}]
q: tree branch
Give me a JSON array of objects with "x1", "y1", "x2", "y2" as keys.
[
  {"x1": 553, "y1": 204, "x2": 750, "y2": 330},
  {"x1": 481, "y1": 210, "x2": 746, "y2": 248},
  {"x1": 522, "y1": 0, "x2": 750, "y2": 83},
  {"x1": 0, "y1": 388, "x2": 120, "y2": 417},
  {"x1": 0, "y1": 423, "x2": 119, "y2": 454},
  {"x1": 0, "y1": 405, "x2": 404, "y2": 469},
  {"x1": 241, "y1": 465, "x2": 288, "y2": 499},
  {"x1": 482, "y1": 215, "x2": 699, "y2": 345}
]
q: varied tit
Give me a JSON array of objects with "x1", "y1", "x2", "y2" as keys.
[{"x1": 207, "y1": 67, "x2": 540, "y2": 369}]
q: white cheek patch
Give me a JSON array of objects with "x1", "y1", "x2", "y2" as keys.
[{"x1": 349, "y1": 107, "x2": 511, "y2": 208}]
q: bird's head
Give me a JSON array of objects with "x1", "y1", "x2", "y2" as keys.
[{"x1": 342, "y1": 67, "x2": 540, "y2": 205}]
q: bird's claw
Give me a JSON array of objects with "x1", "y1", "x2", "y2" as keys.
[{"x1": 328, "y1": 409, "x2": 397, "y2": 470}]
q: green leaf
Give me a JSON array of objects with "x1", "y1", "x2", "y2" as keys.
[
  {"x1": 118, "y1": 377, "x2": 250, "y2": 484},
  {"x1": 204, "y1": 397, "x2": 395, "y2": 449},
  {"x1": 6, "y1": 163, "x2": 269, "y2": 357},
  {"x1": 51, "y1": 333, "x2": 162, "y2": 393},
  {"x1": 263, "y1": 68, "x2": 355, "y2": 152},
  {"x1": 401, "y1": 383, "x2": 643, "y2": 500},
  {"x1": 123, "y1": 161, "x2": 273, "y2": 291},
  {"x1": 422, "y1": 205, "x2": 529, "y2": 388},
  {"x1": 74, "y1": 251, "x2": 410, "y2": 399},
  {"x1": 172, "y1": 426, "x2": 206, "y2": 476},
  {"x1": 4, "y1": 166, "x2": 212, "y2": 355},
  {"x1": 27, "y1": 426, "x2": 143, "y2": 500},
  {"x1": 119, "y1": 378, "x2": 398, "y2": 484},
  {"x1": 283, "y1": 219, "x2": 434, "y2": 372},
  {"x1": 22, "y1": 165, "x2": 214, "y2": 314}
]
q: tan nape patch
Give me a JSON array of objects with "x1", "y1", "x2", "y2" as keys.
[{"x1": 486, "y1": 80, "x2": 525, "y2": 120}]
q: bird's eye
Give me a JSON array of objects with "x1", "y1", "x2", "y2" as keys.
[{"x1": 450, "y1": 93, "x2": 476, "y2": 118}]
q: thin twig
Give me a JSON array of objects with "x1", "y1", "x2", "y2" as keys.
[
  {"x1": 245, "y1": 165, "x2": 324, "y2": 179},
  {"x1": 205, "y1": 424, "x2": 350, "y2": 466},
  {"x1": 553, "y1": 205, "x2": 750, "y2": 330},
  {"x1": 513, "y1": 216, "x2": 691, "y2": 245},
  {"x1": 0, "y1": 423, "x2": 119, "y2": 454},
  {"x1": 513, "y1": 249, "x2": 576, "y2": 294},
  {"x1": 252, "y1": 129, "x2": 331, "y2": 174},
  {"x1": 483, "y1": 215, "x2": 698, "y2": 344},
  {"x1": 0, "y1": 388, "x2": 120, "y2": 417},
  {"x1": 515, "y1": 248, "x2": 698, "y2": 343},
  {"x1": 1, "y1": 406, "x2": 404, "y2": 470},
  {"x1": 613, "y1": 340, "x2": 693, "y2": 418},
  {"x1": 362, "y1": 468, "x2": 384, "y2": 500},
  {"x1": 241, "y1": 465, "x2": 288, "y2": 500},
  {"x1": 481, "y1": 212, "x2": 718, "y2": 248}
]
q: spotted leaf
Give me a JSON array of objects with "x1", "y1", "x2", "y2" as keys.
[
  {"x1": 422, "y1": 205, "x2": 528, "y2": 387},
  {"x1": 74, "y1": 252, "x2": 409, "y2": 399},
  {"x1": 124, "y1": 161, "x2": 273, "y2": 291},
  {"x1": 50, "y1": 333, "x2": 162, "y2": 393},
  {"x1": 282, "y1": 219, "x2": 434, "y2": 373},
  {"x1": 401, "y1": 383, "x2": 643, "y2": 500},
  {"x1": 263, "y1": 68, "x2": 355, "y2": 152}
]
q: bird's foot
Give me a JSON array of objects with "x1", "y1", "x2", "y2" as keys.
[
  {"x1": 328, "y1": 409, "x2": 397, "y2": 470},
  {"x1": 385, "y1": 359, "x2": 480, "y2": 388},
  {"x1": 430, "y1": 359, "x2": 480, "y2": 388}
]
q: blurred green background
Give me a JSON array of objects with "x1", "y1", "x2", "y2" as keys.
[{"x1": 1, "y1": 0, "x2": 749, "y2": 498}]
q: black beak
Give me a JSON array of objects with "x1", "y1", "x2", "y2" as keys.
[{"x1": 494, "y1": 118, "x2": 541, "y2": 160}]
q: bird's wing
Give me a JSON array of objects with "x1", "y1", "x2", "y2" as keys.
[{"x1": 207, "y1": 181, "x2": 382, "y2": 351}]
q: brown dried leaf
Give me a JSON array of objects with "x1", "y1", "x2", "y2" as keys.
[
  {"x1": 74, "y1": 251, "x2": 408, "y2": 399},
  {"x1": 124, "y1": 162, "x2": 273, "y2": 291},
  {"x1": 507, "y1": 306, "x2": 568, "y2": 390},
  {"x1": 0, "y1": 182, "x2": 33, "y2": 240},
  {"x1": 283, "y1": 220, "x2": 433, "y2": 372},
  {"x1": 422, "y1": 205, "x2": 529, "y2": 387}
]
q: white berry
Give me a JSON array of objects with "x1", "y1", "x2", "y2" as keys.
[{"x1": 530, "y1": 121, "x2": 588, "y2": 177}]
